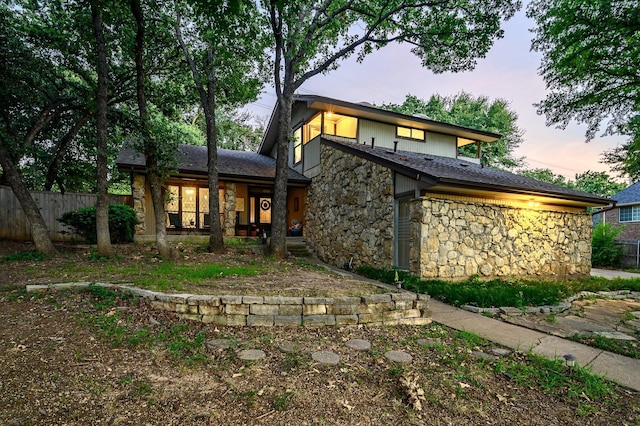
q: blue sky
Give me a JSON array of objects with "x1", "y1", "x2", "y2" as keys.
[{"x1": 246, "y1": 6, "x2": 625, "y2": 180}]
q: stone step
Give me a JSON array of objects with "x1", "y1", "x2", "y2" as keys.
[{"x1": 287, "y1": 244, "x2": 313, "y2": 257}]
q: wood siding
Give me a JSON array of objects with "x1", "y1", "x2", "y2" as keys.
[
  {"x1": 0, "y1": 185, "x2": 129, "y2": 242},
  {"x1": 358, "y1": 119, "x2": 457, "y2": 157}
]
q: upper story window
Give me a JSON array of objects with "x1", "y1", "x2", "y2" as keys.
[
  {"x1": 620, "y1": 205, "x2": 640, "y2": 222},
  {"x1": 293, "y1": 127, "x2": 302, "y2": 164},
  {"x1": 323, "y1": 112, "x2": 357, "y2": 138},
  {"x1": 397, "y1": 126, "x2": 424, "y2": 141},
  {"x1": 293, "y1": 112, "x2": 358, "y2": 166}
]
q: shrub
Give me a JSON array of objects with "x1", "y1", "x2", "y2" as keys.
[
  {"x1": 591, "y1": 222, "x2": 624, "y2": 267},
  {"x1": 59, "y1": 204, "x2": 138, "y2": 244}
]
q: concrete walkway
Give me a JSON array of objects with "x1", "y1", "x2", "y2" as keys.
[
  {"x1": 309, "y1": 259, "x2": 640, "y2": 391},
  {"x1": 429, "y1": 299, "x2": 640, "y2": 392},
  {"x1": 592, "y1": 268, "x2": 640, "y2": 279}
]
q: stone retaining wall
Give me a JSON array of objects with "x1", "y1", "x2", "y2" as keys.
[{"x1": 26, "y1": 283, "x2": 432, "y2": 327}]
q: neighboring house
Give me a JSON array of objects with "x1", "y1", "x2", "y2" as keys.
[
  {"x1": 116, "y1": 145, "x2": 309, "y2": 237},
  {"x1": 600, "y1": 181, "x2": 640, "y2": 240},
  {"x1": 118, "y1": 94, "x2": 611, "y2": 279}
]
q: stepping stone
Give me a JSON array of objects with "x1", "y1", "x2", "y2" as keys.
[
  {"x1": 345, "y1": 339, "x2": 371, "y2": 351},
  {"x1": 384, "y1": 350, "x2": 413, "y2": 364},
  {"x1": 472, "y1": 351, "x2": 497, "y2": 362},
  {"x1": 206, "y1": 339, "x2": 234, "y2": 351},
  {"x1": 238, "y1": 349, "x2": 266, "y2": 361},
  {"x1": 278, "y1": 341, "x2": 302, "y2": 353},
  {"x1": 630, "y1": 311, "x2": 640, "y2": 319},
  {"x1": 312, "y1": 351, "x2": 340, "y2": 365},
  {"x1": 490, "y1": 348, "x2": 511, "y2": 357},
  {"x1": 416, "y1": 338, "x2": 439, "y2": 348}
]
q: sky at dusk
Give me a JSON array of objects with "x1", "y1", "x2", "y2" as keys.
[{"x1": 245, "y1": 6, "x2": 626, "y2": 181}]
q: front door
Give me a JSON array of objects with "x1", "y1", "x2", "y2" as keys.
[{"x1": 249, "y1": 194, "x2": 272, "y2": 233}]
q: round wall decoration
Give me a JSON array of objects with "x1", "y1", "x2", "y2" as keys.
[{"x1": 260, "y1": 199, "x2": 271, "y2": 211}]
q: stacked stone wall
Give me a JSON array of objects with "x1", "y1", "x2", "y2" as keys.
[
  {"x1": 132, "y1": 174, "x2": 146, "y2": 234},
  {"x1": 414, "y1": 197, "x2": 593, "y2": 279},
  {"x1": 26, "y1": 283, "x2": 431, "y2": 327},
  {"x1": 223, "y1": 182, "x2": 237, "y2": 236},
  {"x1": 305, "y1": 145, "x2": 394, "y2": 269}
]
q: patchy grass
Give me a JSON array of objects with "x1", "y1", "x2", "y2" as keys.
[
  {"x1": 570, "y1": 334, "x2": 640, "y2": 360},
  {"x1": 1, "y1": 249, "x2": 48, "y2": 262}
]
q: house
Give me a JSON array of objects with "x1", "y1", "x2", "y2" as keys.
[
  {"x1": 118, "y1": 94, "x2": 611, "y2": 279},
  {"x1": 600, "y1": 182, "x2": 640, "y2": 240},
  {"x1": 116, "y1": 144, "x2": 310, "y2": 237}
]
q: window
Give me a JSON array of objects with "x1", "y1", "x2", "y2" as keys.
[
  {"x1": 620, "y1": 205, "x2": 640, "y2": 222},
  {"x1": 293, "y1": 127, "x2": 302, "y2": 164},
  {"x1": 397, "y1": 126, "x2": 424, "y2": 141},
  {"x1": 323, "y1": 113, "x2": 357, "y2": 138},
  {"x1": 165, "y1": 183, "x2": 222, "y2": 229}
]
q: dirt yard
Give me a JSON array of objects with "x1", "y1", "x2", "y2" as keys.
[{"x1": 1, "y1": 241, "x2": 639, "y2": 425}]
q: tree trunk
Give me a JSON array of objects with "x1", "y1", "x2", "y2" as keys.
[
  {"x1": 269, "y1": 88, "x2": 294, "y2": 258},
  {"x1": 204, "y1": 70, "x2": 225, "y2": 253},
  {"x1": 0, "y1": 138, "x2": 57, "y2": 255},
  {"x1": 91, "y1": 1, "x2": 112, "y2": 256},
  {"x1": 175, "y1": 21, "x2": 224, "y2": 253},
  {"x1": 131, "y1": 0, "x2": 174, "y2": 259}
]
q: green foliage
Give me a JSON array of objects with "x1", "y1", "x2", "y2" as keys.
[
  {"x1": 1, "y1": 250, "x2": 47, "y2": 262},
  {"x1": 517, "y1": 168, "x2": 624, "y2": 198},
  {"x1": 527, "y1": 0, "x2": 640, "y2": 181},
  {"x1": 355, "y1": 266, "x2": 566, "y2": 308},
  {"x1": 591, "y1": 223, "x2": 624, "y2": 267},
  {"x1": 59, "y1": 204, "x2": 138, "y2": 244},
  {"x1": 573, "y1": 171, "x2": 625, "y2": 198},
  {"x1": 518, "y1": 168, "x2": 572, "y2": 187},
  {"x1": 570, "y1": 333, "x2": 639, "y2": 360},
  {"x1": 382, "y1": 93, "x2": 525, "y2": 170},
  {"x1": 494, "y1": 354, "x2": 616, "y2": 402}
]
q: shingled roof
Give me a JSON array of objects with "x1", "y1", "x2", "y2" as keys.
[
  {"x1": 611, "y1": 181, "x2": 640, "y2": 205},
  {"x1": 116, "y1": 143, "x2": 310, "y2": 185},
  {"x1": 322, "y1": 137, "x2": 611, "y2": 207}
]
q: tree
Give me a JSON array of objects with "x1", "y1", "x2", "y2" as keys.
[
  {"x1": 264, "y1": 0, "x2": 520, "y2": 257},
  {"x1": 91, "y1": 0, "x2": 113, "y2": 256},
  {"x1": 518, "y1": 168, "x2": 624, "y2": 199},
  {"x1": 528, "y1": 0, "x2": 640, "y2": 180},
  {"x1": 175, "y1": 0, "x2": 264, "y2": 253},
  {"x1": 573, "y1": 170, "x2": 625, "y2": 198},
  {"x1": 382, "y1": 93, "x2": 524, "y2": 170},
  {"x1": 518, "y1": 168, "x2": 571, "y2": 187}
]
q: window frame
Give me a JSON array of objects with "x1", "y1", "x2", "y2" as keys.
[
  {"x1": 396, "y1": 126, "x2": 425, "y2": 142},
  {"x1": 619, "y1": 205, "x2": 640, "y2": 222}
]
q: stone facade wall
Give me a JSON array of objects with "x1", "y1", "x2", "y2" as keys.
[
  {"x1": 132, "y1": 174, "x2": 146, "y2": 234},
  {"x1": 413, "y1": 197, "x2": 593, "y2": 279},
  {"x1": 223, "y1": 182, "x2": 237, "y2": 236},
  {"x1": 305, "y1": 145, "x2": 394, "y2": 269},
  {"x1": 26, "y1": 283, "x2": 431, "y2": 327}
]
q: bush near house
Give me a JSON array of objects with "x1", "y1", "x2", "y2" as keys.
[
  {"x1": 59, "y1": 204, "x2": 138, "y2": 244},
  {"x1": 591, "y1": 223, "x2": 624, "y2": 267}
]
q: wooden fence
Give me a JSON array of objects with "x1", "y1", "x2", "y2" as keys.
[{"x1": 0, "y1": 185, "x2": 130, "y2": 242}]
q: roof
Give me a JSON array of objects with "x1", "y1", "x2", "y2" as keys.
[
  {"x1": 322, "y1": 137, "x2": 612, "y2": 208},
  {"x1": 116, "y1": 143, "x2": 310, "y2": 185},
  {"x1": 259, "y1": 94, "x2": 501, "y2": 155},
  {"x1": 611, "y1": 182, "x2": 640, "y2": 205}
]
